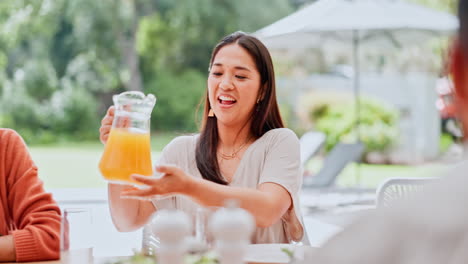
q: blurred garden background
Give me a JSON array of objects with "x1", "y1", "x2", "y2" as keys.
[{"x1": 0, "y1": 0, "x2": 458, "y2": 189}]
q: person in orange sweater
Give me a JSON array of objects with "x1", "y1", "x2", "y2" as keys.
[{"x1": 0, "y1": 128, "x2": 61, "y2": 262}]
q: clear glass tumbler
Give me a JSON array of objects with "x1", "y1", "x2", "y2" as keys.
[
  {"x1": 188, "y1": 206, "x2": 218, "y2": 254},
  {"x1": 60, "y1": 208, "x2": 93, "y2": 263}
]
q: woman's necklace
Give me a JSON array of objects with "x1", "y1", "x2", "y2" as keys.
[{"x1": 220, "y1": 137, "x2": 251, "y2": 160}]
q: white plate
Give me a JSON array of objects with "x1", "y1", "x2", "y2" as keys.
[{"x1": 244, "y1": 244, "x2": 296, "y2": 263}]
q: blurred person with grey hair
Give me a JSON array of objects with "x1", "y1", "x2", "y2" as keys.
[{"x1": 305, "y1": 1, "x2": 468, "y2": 263}]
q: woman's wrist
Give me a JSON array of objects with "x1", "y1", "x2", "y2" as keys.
[{"x1": 182, "y1": 176, "x2": 200, "y2": 196}]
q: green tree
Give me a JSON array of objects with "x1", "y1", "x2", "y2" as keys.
[
  {"x1": 146, "y1": 69, "x2": 206, "y2": 131},
  {"x1": 137, "y1": 0, "x2": 293, "y2": 131},
  {"x1": 0, "y1": 0, "x2": 295, "y2": 142}
]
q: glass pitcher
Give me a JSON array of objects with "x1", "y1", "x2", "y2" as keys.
[{"x1": 99, "y1": 91, "x2": 156, "y2": 184}]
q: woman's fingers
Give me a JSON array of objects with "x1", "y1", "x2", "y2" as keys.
[
  {"x1": 154, "y1": 165, "x2": 193, "y2": 193},
  {"x1": 101, "y1": 106, "x2": 115, "y2": 125},
  {"x1": 101, "y1": 116, "x2": 113, "y2": 126},
  {"x1": 121, "y1": 175, "x2": 162, "y2": 198},
  {"x1": 99, "y1": 125, "x2": 111, "y2": 144},
  {"x1": 99, "y1": 125, "x2": 111, "y2": 134},
  {"x1": 155, "y1": 165, "x2": 180, "y2": 175},
  {"x1": 100, "y1": 134, "x2": 109, "y2": 144},
  {"x1": 131, "y1": 174, "x2": 160, "y2": 185},
  {"x1": 99, "y1": 106, "x2": 115, "y2": 144},
  {"x1": 107, "y1": 106, "x2": 115, "y2": 117}
]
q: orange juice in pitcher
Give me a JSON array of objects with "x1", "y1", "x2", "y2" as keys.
[{"x1": 99, "y1": 91, "x2": 156, "y2": 184}]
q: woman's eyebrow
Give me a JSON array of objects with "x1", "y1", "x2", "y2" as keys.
[
  {"x1": 234, "y1": 66, "x2": 251, "y2": 72},
  {"x1": 212, "y1": 63, "x2": 251, "y2": 72}
]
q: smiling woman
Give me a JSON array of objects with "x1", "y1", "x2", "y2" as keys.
[{"x1": 99, "y1": 31, "x2": 305, "y2": 244}]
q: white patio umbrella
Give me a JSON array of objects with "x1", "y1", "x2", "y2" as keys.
[{"x1": 255, "y1": 0, "x2": 458, "y2": 141}]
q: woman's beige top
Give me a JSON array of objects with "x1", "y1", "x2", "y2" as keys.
[{"x1": 151, "y1": 128, "x2": 304, "y2": 243}]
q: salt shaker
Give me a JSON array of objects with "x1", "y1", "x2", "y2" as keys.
[
  {"x1": 151, "y1": 209, "x2": 192, "y2": 264},
  {"x1": 209, "y1": 200, "x2": 255, "y2": 264}
]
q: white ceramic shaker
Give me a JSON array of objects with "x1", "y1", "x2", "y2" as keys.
[
  {"x1": 151, "y1": 209, "x2": 192, "y2": 264},
  {"x1": 209, "y1": 200, "x2": 255, "y2": 264}
]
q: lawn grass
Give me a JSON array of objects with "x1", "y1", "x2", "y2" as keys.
[
  {"x1": 30, "y1": 131, "x2": 181, "y2": 189},
  {"x1": 336, "y1": 162, "x2": 448, "y2": 188},
  {"x1": 29, "y1": 131, "x2": 452, "y2": 190},
  {"x1": 305, "y1": 158, "x2": 450, "y2": 189}
]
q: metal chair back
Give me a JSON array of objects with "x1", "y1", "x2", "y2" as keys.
[{"x1": 376, "y1": 177, "x2": 436, "y2": 207}]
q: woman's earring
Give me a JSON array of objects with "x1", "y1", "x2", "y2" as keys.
[
  {"x1": 208, "y1": 108, "x2": 215, "y2": 117},
  {"x1": 256, "y1": 99, "x2": 261, "y2": 112}
]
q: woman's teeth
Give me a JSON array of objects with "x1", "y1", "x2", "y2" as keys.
[{"x1": 218, "y1": 95, "x2": 236, "y2": 105}]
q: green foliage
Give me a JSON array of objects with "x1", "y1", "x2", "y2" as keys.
[
  {"x1": 49, "y1": 84, "x2": 100, "y2": 140},
  {"x1": 108, "y1": 250, "x2": 218, "y2": 264},
  {"x1": 1, "y1": 78, "x2": 45, "y2": 129},
  {"x1": 279, "y1": 103, "x2": 292, "y2": 127},
  {"x1": 137, "y1": 0, "x2": 293, "y2": 74},
  {"x1": 0, "y1": 71, "x2": 99, "y2": 144},
  {"x1": 0, "y1": 88, "x2": 58, "y2": 144},
  {"x1": 310, "y1": 97, "x2": 399, "y2": 154},
  {"x1": 407, "y1": 0, "x2": 456, "y2": 13},
  {"x1": 137, "y1": 13, "x2": 179, "y2": 73},
  {"x1": 22, "y1": 59, "x2": 59, "y2": 101},
  {"x1": 109, "y1": 251, "x2": 156, "y2": 264},
  {"x1": 0, "y1": 0, "x2": 295, "y2": 143},
  {"x1": 439, "y1": 133, "x2": 454, "y2": 153},
  {"x1": 281, "y1": 248, "x2": 294, "y2": 259},
  {"x1": 64, "y1": 51, "x2": 122, "y2": 93},
  {"x1": 145, "y1": 70, "x2": 206, "y2": 132}
]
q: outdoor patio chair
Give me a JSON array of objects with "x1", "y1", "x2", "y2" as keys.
[
  {"x1": 376, "y1": 177, "x2": 437, "y2": 208},
  {"x1": 299, "y1": 131, "x2": 326, "y2": 167},
  {"x1": 302, "y1": 142, "x2": 364, "y2": 189}
]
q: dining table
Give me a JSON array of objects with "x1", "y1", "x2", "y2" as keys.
[
  {"x1": 5, "y1": 244, "x2": 316, "y2": 264},
  {"x1": 5, "y1": 257, "x2": 296, "y2": 264}
]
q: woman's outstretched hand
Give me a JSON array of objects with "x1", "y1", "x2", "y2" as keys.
[{"x1": 121, "y1": 165, "x2": 195, "y2": 198}]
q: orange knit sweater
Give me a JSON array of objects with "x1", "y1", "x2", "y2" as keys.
[{"x1": 0, "y1": 129, "x2": 61, "y2": 262}]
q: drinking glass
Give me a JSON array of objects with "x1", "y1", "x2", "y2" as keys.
[
  {"x1": 60, "y1": 208, "x2": 93, "y2": 263},
  {"x1": 187, "y1": 206, "x2": 218, "y2": 254}
]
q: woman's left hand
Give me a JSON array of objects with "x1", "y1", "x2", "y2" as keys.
[{"x1": 121, "y1": 165, "x2": 195, "y2": 198}]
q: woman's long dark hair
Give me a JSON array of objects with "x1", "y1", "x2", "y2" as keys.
[{"x1": 195, "y1": 31, "x2": 284, "y2": 185}]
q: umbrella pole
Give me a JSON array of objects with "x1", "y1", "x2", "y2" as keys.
[
  {"x1": 353, "y1": 30, "x2": 362, "y2": 187},
  {"x1": 353, "y1": 30, "x2": 360, "y2": 143}
]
